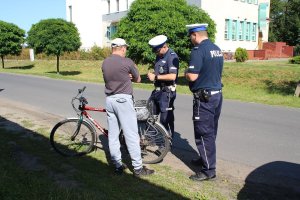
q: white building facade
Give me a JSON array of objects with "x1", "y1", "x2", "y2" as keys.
[{"x1": 66, "y1": 0, "x2": 270, "y2": 51}]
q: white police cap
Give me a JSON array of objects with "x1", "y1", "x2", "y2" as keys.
[
  {"x1": 148, "y1": 35, "x2": 167, "y2": 51},
  {"x1": 111, "y1": 38, "x2": 129, "y2": 47},
  {"x1": 186, "y1": 23, "x2": 208, "y2": 35}
]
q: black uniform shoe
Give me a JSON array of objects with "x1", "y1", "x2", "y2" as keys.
[
  {"x1": 189, "y1": 172, "x2": 216, "y2": 181},
  {"x1": 133, "y1": 166, "x2": 155, "y2": 177},
  {"x1": 114, "y1": 164, "x2": 127, "y2": 175},
  {"x1": 190, "y1": 158, "x2": 203, "y2": 166}
]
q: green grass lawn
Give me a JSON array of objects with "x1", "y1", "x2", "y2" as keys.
[
  {"x1": 0, "y1": 117, "x2": 239, "y2": 200},
  {"x1": 1, "y1": 59, "x2": 300, "y2": 108}
]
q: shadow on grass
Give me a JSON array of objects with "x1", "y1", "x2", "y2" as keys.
[
  {"x1": 237, "y1": 161, "x2": 300, "y2": 200},
  {"x1": 0, "y1": 116, "x2": 189, "y2": 200},
  {"x1": 5, "y1": 64, "x2": 34, "y2": 70},
  {"x1": 47, "y1": 71, "x2": 81, "y2": 76},
  {"x1": 171, "y1": 132, "x2": 200, "y2": 174},
  {"x1": 264, "y1": 80, "x2": 298, "y2": 95}
]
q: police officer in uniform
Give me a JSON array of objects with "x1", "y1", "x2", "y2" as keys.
[
  {"x1": 185, "y1": 24, "x2": 223, "y2": 181},
  {"x1": 147, "y1": 35, "x2": 179, "y2": 139}
]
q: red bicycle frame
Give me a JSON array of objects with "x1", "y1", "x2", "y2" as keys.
[{"x1": 81, "y1": 105, "x2": 108, "y2": 136}]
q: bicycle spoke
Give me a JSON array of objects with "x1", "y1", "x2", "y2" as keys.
[
  {"x1": 50, "y1": 119, "x2": 95, "y2": 157},
  {"x1": 138, "y1": 121, "x2": 170, "y2": 164}
]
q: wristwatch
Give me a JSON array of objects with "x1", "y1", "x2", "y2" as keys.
[{"x1": 154, "y1": 75, "x2": 158, "y2": 81}]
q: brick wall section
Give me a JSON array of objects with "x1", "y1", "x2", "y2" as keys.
[
  {"x1": 282, "y1": 46, "x2": 294, "y2": 57},
  {"x1": 247, "y1": 42, "x2": 294, "y2": 60},
  {"x1": 247, "y1": 50, "x2": 265, "y2": 60}
]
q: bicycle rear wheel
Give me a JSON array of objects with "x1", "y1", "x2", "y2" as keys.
[
  {"x1": 50, "y1": 118, "x2": 95, "y2": 157},
  {"x1": 138, "y1": 120, "x2": 171, "y2": 164}
]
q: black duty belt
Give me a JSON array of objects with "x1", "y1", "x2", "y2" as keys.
[{"x1": 193, "y1": 89, "x2": 221, "y2": 102}]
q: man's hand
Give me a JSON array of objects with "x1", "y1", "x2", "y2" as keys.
[
  {"x1": 185, "y1": 69, "x2": 199, "y2": 82},
  {"x1": 129, "y1": 73, "x2": 133, "y2": 80},
  {"x1": 147, "y1": 72, "x2": 155, "y2": 82}
]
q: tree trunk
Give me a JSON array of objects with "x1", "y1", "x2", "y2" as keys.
[
  {"x1": 1, "y1": 55, "x2": 4, "y2": 69},
  {"x1": 56, "y1": 55, "x2": 60, "y2": 74}
]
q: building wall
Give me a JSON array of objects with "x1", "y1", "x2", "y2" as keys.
[
  {"x1": 66, "y1": 0, "x2": 103, "y2": 49},
  {"x1": 67, "y1": 0, "x2": 270, "y2": 52},
  {"x1": 202, "y1": 0, "x2": 260, "y2": 51}
]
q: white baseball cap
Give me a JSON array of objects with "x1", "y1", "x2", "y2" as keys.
[{"x1": 111, "y1": 38, "x2": 129, "y2": 47}]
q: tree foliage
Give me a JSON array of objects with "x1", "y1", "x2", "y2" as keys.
[
  {"x1": 0, "y1": 20, "x2": 25, "y2": 68},
  {"x1": 27, "y1": 18, "x2": 81, "y2": 73},
  {"x1": 115, "y1": 0, "x2": 216, "y2": 66},
  {"x1": 269, "y1": 0, "x2": 300, "y2": 46}
]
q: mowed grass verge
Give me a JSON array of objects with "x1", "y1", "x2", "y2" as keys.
[
  {"x1": 1, "y1": 59, "x2": 300, "y2": 108},
  {"x1": 0, "y1": 116, "x2": 238, "y2": 200}
]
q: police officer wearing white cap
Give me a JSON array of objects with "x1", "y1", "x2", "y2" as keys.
[
  {"x1": 185, "y1": 24, "x2": 224, "y2": 181},
  {"x1": 147, "y1": 35, "x2": 179, "y2": 140}
]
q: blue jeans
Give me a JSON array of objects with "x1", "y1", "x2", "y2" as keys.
[{"x1": 106, "y1": 94, "x2": 142, "y2": 170}]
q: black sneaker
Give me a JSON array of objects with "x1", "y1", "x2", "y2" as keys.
[
  {"x1": 189, "y1": 172, "x2": 216, "y2": 181},
  {"x1": 190, "y1": 158, "x2": 203, "y2": 166},
  {"x1": 114, "y1": 164, "x2": 127, "y2": 175},
  {"x1": 133, "y1": 166, "x2": 155, "y2": 177}
]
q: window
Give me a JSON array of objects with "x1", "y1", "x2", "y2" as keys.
[
  {"x1": 259, "y1": 3, "x2": 268, "y2": 29},
  {"x1": 239, "y1": 21, "x2": 244, "y2": 40},
  {"x1": 246, "y1": 22, "x2": 250, "y2": 41},
  {"x1": 253, "y1": 0, "x2": 258, "y2": 4},
  {"x1": 116, "y1": 0, "x2": 120, "y2": 12},
  {"x1": 106, "y1": 25, "x2": 117, "y2": 40},
  {"x1": 69, "y1": 6, "x2": 72, "y2": 22},
  {"x1": 232, "y1": 20, "x2": 237, "y2": 40},
  {"x1": 252, "y1": 23, "x2": 257, "y2": 41},
  {"x1": 240, "y1": 0, "x2": 245, "y2": 2},
  {"x1": 247, "y1": 0, "x2": 252, "y2": 3},
  {"x1": 224, "y1": 19, "x2": 230, "y2": 40}
]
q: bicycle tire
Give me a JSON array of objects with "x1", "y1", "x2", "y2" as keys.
[
  {"x1": 138, "y1": 120, "x2": 171, "y2": 164},
  {"x1": 50, "y1": 118, "x2": 95, "y2": 157}
]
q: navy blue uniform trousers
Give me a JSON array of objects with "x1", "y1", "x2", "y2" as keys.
[
  {"x1": 193, "y1": 92, "x2": 223, "y2": 177},
  {"x1": 149, "y1": 89, "x2": 176, "y2": 137}
]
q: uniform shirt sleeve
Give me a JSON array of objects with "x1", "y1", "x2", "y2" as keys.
[
  {"x1": 167, "y1": 54, "x2": 179, "y2": 74},
  {"x1": 187, "y1": 48, "x2": 203, "y2": 74}
]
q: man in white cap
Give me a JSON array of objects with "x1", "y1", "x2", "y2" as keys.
[
  {"x1": 147, "y1": 35, "x2": 179, "y2": 142},
  {"x1": 185, "y1": 24, "x2": 224, "y2": 181},
  {"x1": 102, "y1": 38, "x2": 154, "y2": 176}
]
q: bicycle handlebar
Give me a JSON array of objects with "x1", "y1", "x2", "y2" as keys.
[
  {"x1": 72, "y1": 86, "x2": 88, "y2": 113},
  {"x1": 78, "y1": 86, "x2": 86, "y2": 94}
]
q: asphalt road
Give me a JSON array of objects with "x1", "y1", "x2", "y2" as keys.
[{"x1": 1, "y1": 73, "x2": 300, "y2": 169}]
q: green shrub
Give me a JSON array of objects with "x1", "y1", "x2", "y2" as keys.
[
  {"x1": 100, "y1": 47, "x2": 112, "y2": 59},
  {"x1": 90, "y1": 46, "x2": 112, "y2": 60},
  {"x1": 234, "y1": 47, "x2": 248, "y2": 62},
  {"x1": 6, "y1": 47, "x2": 112, "y2": 61},
  {"x1": 115, "y1": 0, "x2": 216, "y2": 64},
  {"x1": 289, "y1": 56, "x2": 300, "y2": 64},
  {"x1": 294, "y1": 45, "x2": 300, "y2": 56},
  {"x1": 90, "y1": 45, "x2": 103, "y2": 60}
]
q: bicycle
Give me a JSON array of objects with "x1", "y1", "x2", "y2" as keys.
[{"x1": 50, "y1": 86, "x2": 171, "y2": 164}]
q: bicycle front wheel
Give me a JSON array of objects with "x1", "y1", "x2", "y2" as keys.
[
  {"x1": 50, "y1": 118, "x2": 95, "y2": 157},
  {"x1": 138, "y1": 120, "x2": 171, "y2": 164}
]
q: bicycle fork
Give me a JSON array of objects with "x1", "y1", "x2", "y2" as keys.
[{"x1": 71, "y1": 116, "x2": 84, "y2": 141}]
